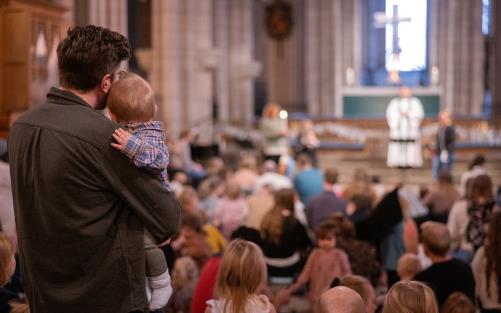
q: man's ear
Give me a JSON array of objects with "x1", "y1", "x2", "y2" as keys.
[{"x1": 100, "y1": 73, "x2": 113, "y2": 94}]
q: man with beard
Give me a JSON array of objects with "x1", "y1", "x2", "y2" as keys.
[{"x1": 8, "y1": 26, "x2": 180, "y2": 313}]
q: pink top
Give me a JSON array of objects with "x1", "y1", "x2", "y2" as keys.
[
  {"x1": 213, "y1": 198, "x2": 249, "y2": 239},
  {"x1": 289, "y1": 248, "x2": 351, "y2": 302}
]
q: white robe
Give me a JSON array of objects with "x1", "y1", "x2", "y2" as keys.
[{"x1": 386, "y1": 97, "x2": 424, "y2": 168}]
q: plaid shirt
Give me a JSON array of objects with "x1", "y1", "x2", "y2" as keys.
[{"x1": 122, "y1": 121, "x2": 170, "y2": 189}]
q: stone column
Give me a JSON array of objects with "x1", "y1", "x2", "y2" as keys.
[
  {"x1": 213, "y1": 0, "x2": 230, "y2": 123},
  {"x1": 228, "y1": 0, "x2": 261, "y2": 127},
  {"x1": 305, "y1": 0, "x2": 321, "y2": 116},
  {"x1": 151, "y1": 0, "x2": 215, "y2": 140},
  {"x1": 304, "y1": 0, "x2": 360, "y2": 117},
  {"x1": 151, "y1": 0, "x2": 182, "y2": 138},
  {"x1": 75, "y1": 0, "x2": 127, "y2": 34},
  {"x1": 431, "y1": 0, "x2": 484, "y2": 116},
  {"x1": 491, "y1": 0, "x2": 501, "y2": 121},
  {"x1": 184, "y1": 0, "x2": 215, "y2": 142}
]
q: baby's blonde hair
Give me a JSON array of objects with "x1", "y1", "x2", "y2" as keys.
[
  {"x1": 215, "y1": 240, "x2": 267, "y2": 313},
  {"x1": 107, "y1": 72, "x2": 156, "y2": 123},
  {"x1": 397, "y1": 253, "x2": 422, "y2": 280},
  {"x1": 382, "y1": 281, "x2": 438, "y2": 313}
]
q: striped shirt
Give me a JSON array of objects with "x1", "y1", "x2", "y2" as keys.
[{"x1": 122, "y1": 121, "x2": 170, "y2": 189}]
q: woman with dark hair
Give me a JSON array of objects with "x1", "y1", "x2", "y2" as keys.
[
  {"x1": 460, "y1": 154, "x2": 487, "y2": 197},
  {"x1": 472, "y1": 210, "x2": 501, "y2": 312},
  {"x1": 260, "y1": 189, "x2": 312, "y2": 280},
  {"x1": 422, "y1": 171, "x2": 459, "y2": 223},
  {"x1": 448, "y1": 175, "x2": 497, "y2": 263}
]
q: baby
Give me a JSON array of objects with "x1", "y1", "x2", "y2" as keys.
[{"x1": 107, "y1": 72, "x2": 172, "y2": 311}]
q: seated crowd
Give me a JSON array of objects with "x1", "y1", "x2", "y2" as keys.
[{"x1": 1, "y1": 150, "x2": 500, "y2": 313}]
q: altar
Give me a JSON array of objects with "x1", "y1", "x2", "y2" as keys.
[{"x1": 342, "y1": 86, "x2": 441, "y2": 119}]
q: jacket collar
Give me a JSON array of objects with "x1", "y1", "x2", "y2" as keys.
[{"x1": 46, "y1": 87, "x2": 93, "y2": 109}]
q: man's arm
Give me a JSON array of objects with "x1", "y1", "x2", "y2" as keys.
[{"x1": 99, "y1": 141, "x2": 180, "y2": 243}]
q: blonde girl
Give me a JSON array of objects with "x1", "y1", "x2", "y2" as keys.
[
  {"x1": 205, "y1": 240, "x2": 276, "y2": 313},
  {"x1": 382, "y1": 280, "x2": 438, "y2": 313},
  {"x1": 0, "y1": 232, "x2": 19, "y2": 312}
]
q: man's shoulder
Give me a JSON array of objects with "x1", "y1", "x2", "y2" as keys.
[
  {"x1": 310, "y1": 191, "x2": 341, "y2": 204},
  {"x1": 13, "y1": 101, "x2": 118, "y2": 149}
]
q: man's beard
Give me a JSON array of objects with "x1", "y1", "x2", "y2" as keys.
[{"x1": 95, "y1": 91, "x2": 109, "y2": 110}]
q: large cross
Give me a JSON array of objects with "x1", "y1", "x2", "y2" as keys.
[{"x1": 374, "y1": 4, "x2": 411, "y2": 57}]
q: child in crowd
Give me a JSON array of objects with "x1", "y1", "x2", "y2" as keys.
[
  {"x1": 206, "y1": 240, "x2": 276, "y2": 313},
  {"x1": 396, "y1": 253, "x2": 422, "y2": 281},
  {"x1": 107, "y1": 72, "x2": 172, "y2": 311},
  {"x1": 282, "y1": 221, "x2": 351, "y2": 312},
  {"x1": 346, "y1": 194, "x2": 373, "y2": 223},
  {"x1": 440, "y1": 292, "x2": 476, "y2": 313},
  {"x1": 0, "y1": 232, "x2": 19, "y2": 313},
  {"x1": 169, "y1": 256, "x2": 199, "y2": 313},
  {"x1": 198, "y1": 177, "x2": 225, "y2": 221},
  {"x1": 382, "y1": 281, "x2": 438, "y2": 313},
  {"x1": 212, "y1": 183, "x2": 249, "y2": 239},
  {"x1": 174, "y1": 214, "x2": 212, "y2": 271}
]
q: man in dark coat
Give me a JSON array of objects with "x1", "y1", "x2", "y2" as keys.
[
  {"x1": 432, "y1": 110, "x2": 456, "y2": 180},
  {"x1": 8, "y1": 26, "x2": 180, "y2": 313}
]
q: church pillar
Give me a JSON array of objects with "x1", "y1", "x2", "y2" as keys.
[
  {"x1": 151, "y1": 0, "x2": 215, "y2": 140},
  {"x1": 305, "y1": 0, "x2": 360, "y2": 117},
  {"x1": 74, "y1": 0, "x2": 127, "y2": 34},
  {"x1": 150, "y1": 0, "x2": 182, "y2": 138},
  {"x1": 213, "y1": 0, "x2": 230, "y2": 123},
  {"x1": 491, "y1": 0, "x2": 501, "y2": 121},
  {"x1": 228, "y1": 0, "x2": 261, "y2": 127},
  {"x1": 431, "y1": 0, "x2": 484, "y2": 116}
]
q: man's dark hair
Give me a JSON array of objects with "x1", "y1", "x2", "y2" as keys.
[
  {"x1": 57, "y1": 25, "x2": 130, "y2": 91},
  {"x1": 324, "y1": 168, "x2": 339, "y2": 185}
]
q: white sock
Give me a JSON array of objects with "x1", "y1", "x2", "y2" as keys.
[{"x1": 148, "y1": 270, "x2": 173, "y2": 311}]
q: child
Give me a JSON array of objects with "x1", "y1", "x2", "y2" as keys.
[
  {"x1": 169, "y1": 256, "x2": 199, "y2": 313},
  {"x1": 107, "y1": 72, "x2": 172, "y2": 311},
  {"x1": 396, "y1": 253, "x2": 422, "y2": 281},
  {"x1": 382, "y1": 281, "x2": 438, "y2": 313},
  {"x1": 440, "y1": 292, "x2": 475, "y2": 313},
  {"x1": 212, "y1": 183, "x2": 249, "y2": 239},
  {"x1": 0, "y1": 232, "x2": 19, "y2": 313},
  {"x1": 282, "y1": 221, "x2": 351, "y2": 312},
  {"x1": 206, "y1": 240, "x2": 276, "y2": 313}
]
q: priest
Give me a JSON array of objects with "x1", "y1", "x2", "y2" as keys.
[{"x1": 386, "y1": 86, "x2": 424, "y2": 168}]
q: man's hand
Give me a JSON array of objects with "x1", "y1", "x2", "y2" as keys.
[{"x1": 111, "y1": 128, "x2": 132, "y2": 151}]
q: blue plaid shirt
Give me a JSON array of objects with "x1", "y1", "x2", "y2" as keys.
[{"x1": 121, "y1": 121, "x2": 170, "y2": 189}]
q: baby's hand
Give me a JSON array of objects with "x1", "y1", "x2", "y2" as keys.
[{"x1": 111, "y1": 128, "x2": 132, "y2": 151}]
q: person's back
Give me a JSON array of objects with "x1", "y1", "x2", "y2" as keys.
[
  {"x1": 293, "y1": 156, "x2": 323, "y2": 205},
  {"x1": 414, "y1": 222, "x2": 475, "y2": 308},
  {"x1": 9, "y1": 26, "x2": 180, "y2": 313},
  {"x1": 306, "y1": 191, "x2": 346, "y2": 230},
  {"x1": 414, "y1": 258, "x2": 475, "y2": 306}
]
